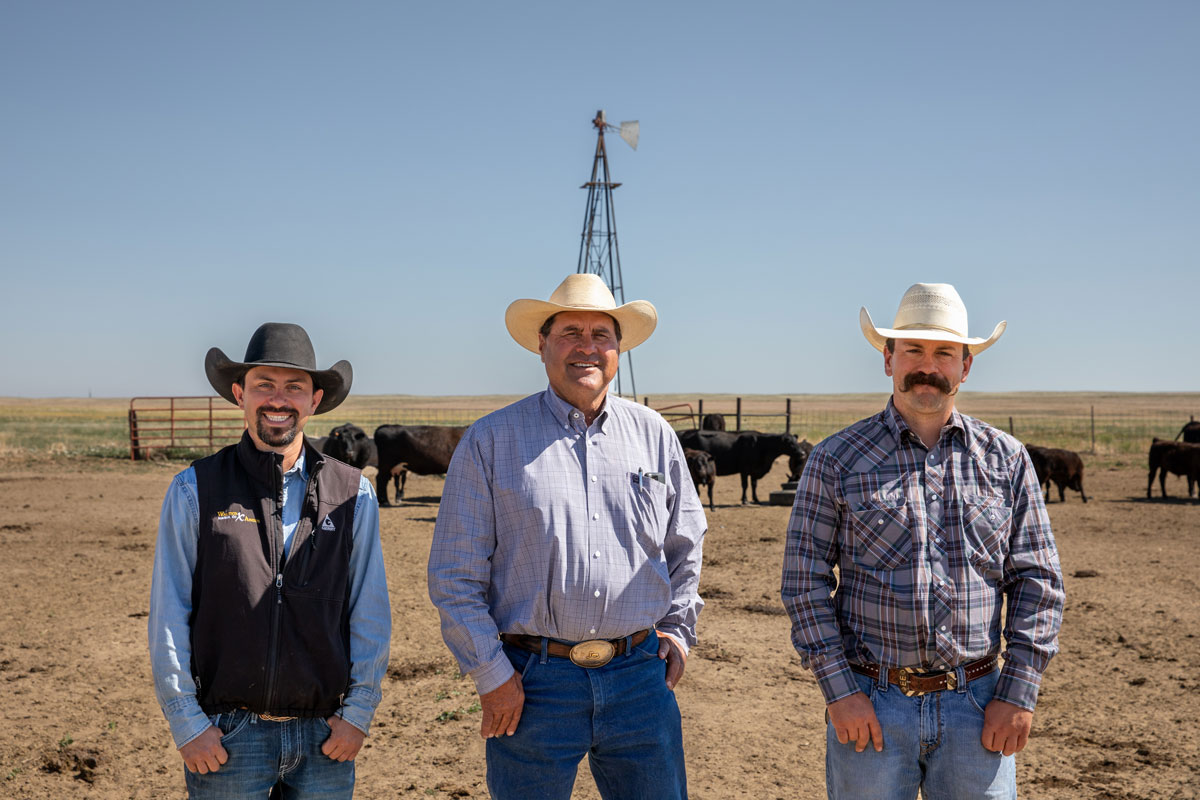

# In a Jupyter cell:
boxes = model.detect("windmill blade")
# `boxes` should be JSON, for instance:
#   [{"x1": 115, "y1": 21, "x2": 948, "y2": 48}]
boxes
[{"x1": 618, "y1": 120, "x2": 639, "y2": 150}]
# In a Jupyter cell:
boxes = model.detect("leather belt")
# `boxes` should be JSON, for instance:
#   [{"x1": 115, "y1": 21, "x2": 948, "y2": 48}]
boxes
[
  {"x1": 238, "y1": 706, "x2": 298, "y2": 722},
  {"x1": 500, "y1": 630, "x2": 650, "y2": 668},
  {"x1": 850, "y1": 656, "x2": 998, "y2": 697}
]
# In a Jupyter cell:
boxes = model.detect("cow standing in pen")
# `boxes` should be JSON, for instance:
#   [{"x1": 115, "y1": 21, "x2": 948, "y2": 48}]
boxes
[{"x1": 1025, "y1": 445, "x2": 1088, "y2": 503}]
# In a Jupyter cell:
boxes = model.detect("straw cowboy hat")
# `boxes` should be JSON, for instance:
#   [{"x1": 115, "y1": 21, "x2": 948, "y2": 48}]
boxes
[
  {"x1": 204, "y1": 322, "x2": 352, "y2": 414},
  {"x1": 505, "y1": 274, "x2": 658, "y2": 354},
  {"x1": 860, "y1": 283, "x2": 1006, "y2": 356}
]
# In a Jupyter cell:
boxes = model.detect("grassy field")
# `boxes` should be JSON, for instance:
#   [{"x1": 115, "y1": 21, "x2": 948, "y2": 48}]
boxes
[{"x1": 1, "y1": 392, "x2": 1196, "y2": 462}]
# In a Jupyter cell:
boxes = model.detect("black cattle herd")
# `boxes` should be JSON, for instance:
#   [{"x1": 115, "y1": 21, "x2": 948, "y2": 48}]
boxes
[{"x1": 306, "y1": 418, "x2": 1200, "y2": 508}]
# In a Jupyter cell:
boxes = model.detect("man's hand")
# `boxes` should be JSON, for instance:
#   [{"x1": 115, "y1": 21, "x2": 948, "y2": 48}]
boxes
[
  {"x1": 827, "y1": 692, "x2": 884, "y2": 753},
  {"x1": 657, "y1": 632, "x2": 687, "y2": 691},
  {"x1": 321, "y1": 716, "x2": 366, "y2": 762},
  {"x1": 179, "y1": 725, "x2": 228, "y2": 774},
  {"x1": 981, "y1": 699, "x2": 1033, "y2": 756},
  {"x1": 478, "y1": 672, "x2": 524, "y2": 739}
]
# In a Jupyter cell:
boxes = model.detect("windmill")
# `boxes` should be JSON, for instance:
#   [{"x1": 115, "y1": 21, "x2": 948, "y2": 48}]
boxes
[{"x1": 576, "y1": 109, "x2": 640, "y2": 397}]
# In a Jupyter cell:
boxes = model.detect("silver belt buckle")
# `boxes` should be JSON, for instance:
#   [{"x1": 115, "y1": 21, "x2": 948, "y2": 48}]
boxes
[{"x1": 569, "y1": 639, "x2": 616, "y2": 668}]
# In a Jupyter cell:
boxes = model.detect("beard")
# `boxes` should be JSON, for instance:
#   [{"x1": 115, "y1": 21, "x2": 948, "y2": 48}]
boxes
[
  {"x1": 255, "y1": 408, "x2": 299, "y2": 447},
  {"x1": 899, "y1": 371, "x2": 955, "y2": 395}
]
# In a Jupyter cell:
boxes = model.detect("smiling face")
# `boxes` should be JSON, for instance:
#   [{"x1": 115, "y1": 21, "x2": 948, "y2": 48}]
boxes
[
  {"x1": 538, "y1": 310, "x2": 620, "y2": 420},
  {"x1": 884, "y1": 337, "x2": 973, "y2": 423},
  {"x1": 231, "y1": 365, "x2": 324, "y2": 453}
]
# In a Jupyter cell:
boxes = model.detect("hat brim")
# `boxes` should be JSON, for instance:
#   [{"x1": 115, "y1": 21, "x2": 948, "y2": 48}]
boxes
[
  {"x1": 504, "y1": 298, "x2": 658, "y2": 354},
  {"x1": 204, "y1": 348, "x2": 353, "y2": 415},
  {"x1": 860, "y1": 307, "x2": 1006, "y2": 356}
]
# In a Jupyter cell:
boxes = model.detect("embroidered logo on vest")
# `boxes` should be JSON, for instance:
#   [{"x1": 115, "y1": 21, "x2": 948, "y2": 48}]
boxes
[
  {"x1": 216, "y1": 509, "x2": 261, "y2": 524},
  {"x1": 321, "y1": 515, "x2": 336, "y2": 532}
]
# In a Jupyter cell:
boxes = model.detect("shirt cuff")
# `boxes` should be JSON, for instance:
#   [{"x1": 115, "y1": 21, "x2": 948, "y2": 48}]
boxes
[
  {"x1": 164, "y1": 696, "x2": 213, "y2": 750},
  {"x1": 994, "y1": 661, "x2": 1043, "y2": 712},
  {"x1": 811, "y1": 654, "x2": 861, "y2": 705},
  {"x1": 470, "y1": 651, "x2": 516, "y2": 697},
  {"x1": 338, "y1": 687, "x2": 384, "y2": 736},
  {"x1": 654, "y1": 626, "x2": 690, "y2": 657}
]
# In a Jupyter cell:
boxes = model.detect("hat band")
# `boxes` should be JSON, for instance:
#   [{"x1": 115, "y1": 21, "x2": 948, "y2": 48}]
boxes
[{"x1": 893, "y1": 322, "x2": 967, "y2": 337}]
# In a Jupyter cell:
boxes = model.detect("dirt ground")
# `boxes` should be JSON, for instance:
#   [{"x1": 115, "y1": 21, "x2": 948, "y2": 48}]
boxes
[{"x1": 0, "y1": 452, "x2": 1197, "y2": 799}]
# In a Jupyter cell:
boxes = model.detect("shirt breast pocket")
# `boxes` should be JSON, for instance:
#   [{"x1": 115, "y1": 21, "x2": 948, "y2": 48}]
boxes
[
  {"x1": 961, "y1": 493, "x2": 1012, "y2": 577},
  {"x1": 629, "y1": 473, "x2": 668, "y2": 558},
  {"x1": 847, "y1": 501, "x2": 912, "y2": 571}
]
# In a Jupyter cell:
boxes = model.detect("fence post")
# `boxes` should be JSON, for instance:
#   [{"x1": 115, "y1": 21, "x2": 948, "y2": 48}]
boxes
[
  {"x1": 1091, "y1": 405, "x2": 1095, "y2": 454},
  {"x1": 786, "y1": 398, "x2": 792, "y2": 435},
  {"x1": 1008, "y1": 416, "x2": 1014, "y2": 437},
  {"x1": 643, "y1": 396, "x2": 649, "y2": 406},
  {"x1": 736, "y1": 397, "x2": 743, "y2": 432},
  {"x1": 697, "y1": 398, "x2": 704, "y2": 427},
  {"x1": 129, "y1": 406, "x2": 138, "y2": 461}
]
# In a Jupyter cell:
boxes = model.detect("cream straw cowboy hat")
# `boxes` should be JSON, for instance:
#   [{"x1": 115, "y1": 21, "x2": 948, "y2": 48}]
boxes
[
  {"x1": 860, "y1": 283, "x2": 1006, "y2": 356},
  {"x1": 505, "y1": 274, "x2": 658, "y2": 354}
]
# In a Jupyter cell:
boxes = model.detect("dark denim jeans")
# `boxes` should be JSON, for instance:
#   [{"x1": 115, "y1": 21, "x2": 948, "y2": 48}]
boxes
[
  {"x1": 825, "y1": 667, "x2": 1016, "y2": 800},
  {"x1": 486, "y1": 631, "x2": 687, "y2": 800},
  {"x1": 183, "y1": 710, "x2": 354, "y2": 799}
]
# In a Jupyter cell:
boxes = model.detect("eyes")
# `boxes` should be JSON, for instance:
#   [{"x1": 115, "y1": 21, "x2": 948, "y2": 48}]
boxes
[
  {"x1": 253, "y1": 382, "x2": 309, "y2": 394},
  {"x1": 556, "y1": 328, "x2": 612, "y2": 342}
]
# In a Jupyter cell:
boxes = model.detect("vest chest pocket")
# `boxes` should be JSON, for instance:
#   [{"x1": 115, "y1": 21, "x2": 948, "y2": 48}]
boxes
[{"x1": 847, "y1": 501, "x2": 912, "y2": 571}]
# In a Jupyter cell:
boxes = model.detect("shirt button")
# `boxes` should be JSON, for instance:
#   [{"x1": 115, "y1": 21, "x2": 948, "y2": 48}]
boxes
[
  {"x1": 591, "y1": 475, "x2": 597, "y2": 482},
  {"x1": 593, "y1": 551, "x2": 600, "y2": 558},
  {"x1": 940, "y1": 625, "x2": 947, "y2": 632},
  {"x1": 590, "y1": 628, "x2": 597, "y2": 634},
  {"x1": 939, "y1": 663, "x2": 947, "y2": 669},
  {"x1": 594, "y1": 590, "x2": 601, "y2": 598},
  {"x1": 592, "y1": 512, "x2": 599, "y2": 520}
]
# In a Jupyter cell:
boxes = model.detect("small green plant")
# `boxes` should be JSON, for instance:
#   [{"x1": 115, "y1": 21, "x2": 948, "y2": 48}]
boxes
[
  {"x1": 107, "y1": 721, "x2": 117, "y2": 731},
  {"x1": 434, "y1": 690, "x2": 449, "y2": 701},
  {"x1": 466, "y1": 701, "x2": 481, "y2": 714},
  {"x1": 57, "y1": 735, "x2": 73, "y2": 750},
  {"x1": 5, "y1": 767, "x2": 24, "y2": 780}
]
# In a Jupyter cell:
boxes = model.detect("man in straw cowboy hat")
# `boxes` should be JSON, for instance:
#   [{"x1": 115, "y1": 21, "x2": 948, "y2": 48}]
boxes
[
  {"x1": 428, "y1": 274, "x2": 706, "y2": 799},
  {"x1": 781, "y1": 284, "x2": 1064, "y2": 798},
  {"x1": 148, "y1": 322, "x2": 391, "y2": 798}
]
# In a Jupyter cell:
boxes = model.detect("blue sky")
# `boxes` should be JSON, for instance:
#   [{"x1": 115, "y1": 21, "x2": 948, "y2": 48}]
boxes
[{"x1": 3, "y1": 2, "x2": 1197, "y2": 398}]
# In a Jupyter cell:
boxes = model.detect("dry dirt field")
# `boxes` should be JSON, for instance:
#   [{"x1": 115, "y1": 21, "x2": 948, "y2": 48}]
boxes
[{"x1": 0, "y1": 451, "x2": 1197, "y2": 799}]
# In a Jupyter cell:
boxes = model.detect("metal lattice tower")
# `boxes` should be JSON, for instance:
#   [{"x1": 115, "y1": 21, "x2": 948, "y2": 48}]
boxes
[{"x1": 576, "y1": 109, "x2": 640, "y2": 398}]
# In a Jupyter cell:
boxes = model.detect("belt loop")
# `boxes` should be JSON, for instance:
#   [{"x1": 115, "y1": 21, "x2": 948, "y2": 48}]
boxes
[
  {"x1": 539, "y1": 637, "x2": 549, "y2": 665},
  {"x1": 624, "y1": 634, "x2": 633, "y2": 658},
  {"x1": 955, "y1": 663, "x2": 968, "y2": 694},
  {"x1": 876, "y1": 665, "x2": 889, "y2": 692},
  {"x1": 249, "y1": 713, "x2": 258, "y2": 726}
]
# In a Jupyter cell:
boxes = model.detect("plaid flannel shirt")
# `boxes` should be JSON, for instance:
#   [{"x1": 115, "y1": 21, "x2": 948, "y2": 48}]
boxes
[{"x1": 781, "y1": 399, "x2": 1063, "y2": 711}]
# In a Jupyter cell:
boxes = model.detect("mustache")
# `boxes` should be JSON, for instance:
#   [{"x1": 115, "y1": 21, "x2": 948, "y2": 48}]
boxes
[{"x1": 900, "y1": 371, "x2": 953, "y2": 394}]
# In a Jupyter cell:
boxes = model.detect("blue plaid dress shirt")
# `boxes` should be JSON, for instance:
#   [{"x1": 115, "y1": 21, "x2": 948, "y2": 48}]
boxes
[
  {"x1": 781, "y1": 399, "x2": 1064, "y2": 711},
  {"x1": 428, "y1": 387, "x2": 707, "y2": 696}
]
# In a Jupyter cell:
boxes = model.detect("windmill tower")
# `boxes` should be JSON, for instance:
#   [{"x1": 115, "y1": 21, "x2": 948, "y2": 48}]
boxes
[{"x1": 577, "y1": 109, "x2": 640, "y2": 397}]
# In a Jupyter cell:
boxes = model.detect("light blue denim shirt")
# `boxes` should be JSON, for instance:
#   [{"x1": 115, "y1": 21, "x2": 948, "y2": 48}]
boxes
[{"x1": 148, "y1": 449, "x2": 391, "y2": 749}]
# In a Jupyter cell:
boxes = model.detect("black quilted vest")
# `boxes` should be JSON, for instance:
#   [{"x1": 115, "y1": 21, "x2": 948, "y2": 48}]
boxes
[{"x1": 191, "y1": 432, "x2": 360, "y2": 717}]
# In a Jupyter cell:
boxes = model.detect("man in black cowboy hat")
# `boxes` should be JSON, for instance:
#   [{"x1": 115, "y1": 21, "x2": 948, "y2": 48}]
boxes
[{"x1": 148, "y1": 322, "x2": 391, "y2": 799}]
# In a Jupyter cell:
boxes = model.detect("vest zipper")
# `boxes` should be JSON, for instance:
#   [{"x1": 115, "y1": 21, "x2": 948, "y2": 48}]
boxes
[{"x1": 263, "y1": 460, "x2": 285, "y2": 713}]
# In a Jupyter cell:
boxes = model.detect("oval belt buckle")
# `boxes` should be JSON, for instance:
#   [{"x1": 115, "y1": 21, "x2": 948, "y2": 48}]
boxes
[{"x1": 569, "y1": 639, "x2": 615, "y2": 668}]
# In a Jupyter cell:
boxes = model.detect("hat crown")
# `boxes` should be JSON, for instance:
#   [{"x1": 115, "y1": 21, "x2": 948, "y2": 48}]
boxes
[
  {"x1": 547, "y1": 274, "x2": 618, "y2": 311},
  {"x1": 244, "y1": 323, "x2": 318, "y2": 370},
  {"x1": 891, "y1": 283, "x2": 969, "y2": 338}
]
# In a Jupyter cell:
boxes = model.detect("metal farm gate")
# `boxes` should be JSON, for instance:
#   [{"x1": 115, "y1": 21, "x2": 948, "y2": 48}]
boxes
[{"x1": 128, "y1": 397, "x2": 244, "y2": 460}]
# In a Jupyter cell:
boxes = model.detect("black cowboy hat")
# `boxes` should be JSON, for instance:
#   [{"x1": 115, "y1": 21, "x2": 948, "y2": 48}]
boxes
[{"x1": 204, "y1": 322, "x2": 352, "y2": 415}]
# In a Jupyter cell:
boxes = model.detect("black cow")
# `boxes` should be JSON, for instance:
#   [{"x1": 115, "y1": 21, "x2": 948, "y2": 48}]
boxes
[
  {"x1": 1147, "y1": 437, "x2": 1200, "y2": 500},
  {"x1": 684, "y1": 448, "x2": 716, "y2": 511},
  {"x1": 374, "y1": 425, "x2": 468, "y2": 506},
  {"x1": 700, "y1": 414, "x2": 726, "y2": 431},
  {"x1": 1024, "y1": 444, "x2": 1088, "y2": 503},
  {"x1": 787, "y1": 439, "x2": 814, "y2": 482},
  {"x1": 322, "y1": 423, "x2": 377, "y2": 470},
  {"x1": 678, "y1": 429, "x2": 806, "y2": 504},
  {"x1": 1175, "y1": 421, "x2": 1200, "y2": 444}
]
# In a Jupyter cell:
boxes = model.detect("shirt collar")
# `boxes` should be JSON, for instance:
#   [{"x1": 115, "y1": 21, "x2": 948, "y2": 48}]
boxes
[
  {"x1": 882, "y1": 397, "x2": 967, "y2": 448},
  {"x1": 284, "y1": 448, "x2": 308, "y2": 482},
  {"x1": 541, "y1": 385, "x2": 610, "y2": 432}
]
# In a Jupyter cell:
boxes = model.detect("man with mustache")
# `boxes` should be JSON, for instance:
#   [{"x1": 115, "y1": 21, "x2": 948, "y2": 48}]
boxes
[
  {"x1": 428, "y1": 274, "x2": 706, "y2": 799},
  {"x1": 148, "y1": 323, "x2": 391, "y2": 798},
  {"x1": 781, "y1": 284, "x2": 1064, "y2": 799}
]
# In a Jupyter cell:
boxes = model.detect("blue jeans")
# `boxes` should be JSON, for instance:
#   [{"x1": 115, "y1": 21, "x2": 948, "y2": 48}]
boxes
[
  {"x1": 184, "y1": 710, "x2": 354, "y2": 799},
  {"x1": 486, "y1": 631, "x2": 687, "y2": 800},
  {"x1": 826, "y1": 667, "x2": 1016, "y2": 800}
]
